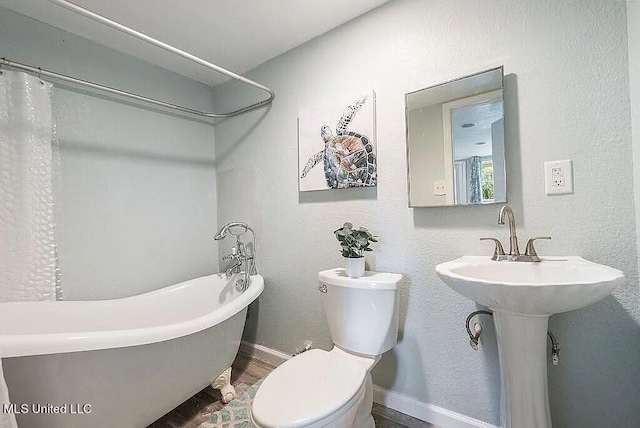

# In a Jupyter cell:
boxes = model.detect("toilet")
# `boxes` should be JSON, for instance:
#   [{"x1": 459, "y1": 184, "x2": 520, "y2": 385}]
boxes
[{"x1": 251, "y1": 268, "x2": 401, "y2": 428}]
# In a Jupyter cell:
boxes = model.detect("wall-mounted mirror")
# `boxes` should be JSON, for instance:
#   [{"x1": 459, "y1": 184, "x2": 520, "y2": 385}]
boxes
[{"x1": 405, "y1": 67, "x2": 506, "y2": 207}]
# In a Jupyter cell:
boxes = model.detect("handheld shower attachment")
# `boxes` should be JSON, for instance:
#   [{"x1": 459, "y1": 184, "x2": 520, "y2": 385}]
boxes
[{"x1": 214, "y1": 222, "x2": 251, "y2": 240}]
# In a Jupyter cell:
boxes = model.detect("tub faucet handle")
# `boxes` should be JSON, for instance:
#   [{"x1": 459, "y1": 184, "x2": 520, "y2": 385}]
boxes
[{"x1": 222, "y1": 247, "x2": 241, "y2": 261}]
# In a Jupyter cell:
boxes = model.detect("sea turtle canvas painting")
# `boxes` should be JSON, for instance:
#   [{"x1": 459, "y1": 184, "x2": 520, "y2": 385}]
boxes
[{"x1": 298, "y1": 92, "x2": 377, "y2": 192}]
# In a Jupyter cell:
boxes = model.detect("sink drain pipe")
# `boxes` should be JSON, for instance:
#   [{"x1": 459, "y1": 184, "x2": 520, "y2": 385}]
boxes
[
  {"x1": 466, "y1": 310, "x2": 493, "y2": 350},
  {"x1": 465, "y1": 310, "x2": 562, "y2": 365},
  {"x1": 547, "y1": 330, "x2": 561, "y2": 365}
]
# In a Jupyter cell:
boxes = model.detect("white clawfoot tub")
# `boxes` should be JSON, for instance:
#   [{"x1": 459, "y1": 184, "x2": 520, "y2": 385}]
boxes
[{"x1": 0, "y1": 273, "x2": 264, "y2": 428}]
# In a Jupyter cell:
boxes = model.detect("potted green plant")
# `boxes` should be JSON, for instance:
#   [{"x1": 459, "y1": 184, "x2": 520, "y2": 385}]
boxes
[{"x1": 334, "y1": 222, "x2": 377, "y2": 277}]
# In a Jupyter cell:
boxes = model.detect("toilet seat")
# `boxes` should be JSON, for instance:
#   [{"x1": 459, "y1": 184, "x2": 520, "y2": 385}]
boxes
[{"x1": 251, "y1": 349, "x2": 367, "y2": 427}]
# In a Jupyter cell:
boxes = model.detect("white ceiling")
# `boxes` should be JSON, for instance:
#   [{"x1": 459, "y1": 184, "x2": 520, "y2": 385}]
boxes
[
  {"x1": 0, "y1": 0, "x2": 390, "y2": 85},
  {"x1": 452, "y1": 99, "x2": 503, "y2": 160}
]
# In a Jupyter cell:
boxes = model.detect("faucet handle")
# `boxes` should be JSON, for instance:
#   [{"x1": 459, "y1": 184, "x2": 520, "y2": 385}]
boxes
[
  {"x1": 222, "y1": 248, "x2": 240, "y2": 261},
  {"x1": 480, "y1": 238, "x2": 506, "y2": 260},
  {"x1": 524, "y1": 237, "x2": 551, "y2": 257}
]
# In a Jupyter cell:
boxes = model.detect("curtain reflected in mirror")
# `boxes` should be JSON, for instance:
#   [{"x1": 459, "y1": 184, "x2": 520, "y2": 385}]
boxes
[{"x1": 405, "y1": 67, "x2": 506, "y2": 207}]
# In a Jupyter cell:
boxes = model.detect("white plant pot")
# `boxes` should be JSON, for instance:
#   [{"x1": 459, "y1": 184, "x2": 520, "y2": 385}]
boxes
[{"x1": 345, "y1": 257, "x2": 365, "y2": 277}]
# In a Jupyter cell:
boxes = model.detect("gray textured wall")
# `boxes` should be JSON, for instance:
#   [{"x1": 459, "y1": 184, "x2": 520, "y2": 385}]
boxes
[
  {"x1": 213, "y1": 0, "x2": 639, "y2": 426},
  {"x1": 631, "y1": 2, "x2": 640, "y2": 283},
  {"x1": 0, "y1": 9, "x2": 219, "y2": 299}
]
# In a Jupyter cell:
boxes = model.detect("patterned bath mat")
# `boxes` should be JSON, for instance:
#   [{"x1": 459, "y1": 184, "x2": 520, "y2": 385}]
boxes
[{"x1": 197, "y1": 379, "x2": 263, "y2": 428}]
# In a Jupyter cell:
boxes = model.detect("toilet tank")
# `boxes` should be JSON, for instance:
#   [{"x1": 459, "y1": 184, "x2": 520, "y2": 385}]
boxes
[{"x1": 318, "y1": 269, "x2": 401, "y2": 356}]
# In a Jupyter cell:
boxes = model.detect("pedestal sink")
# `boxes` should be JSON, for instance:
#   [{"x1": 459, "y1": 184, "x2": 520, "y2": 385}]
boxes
[{"x1": 436, "y1": 256, "x2": 624, "y2": 428}]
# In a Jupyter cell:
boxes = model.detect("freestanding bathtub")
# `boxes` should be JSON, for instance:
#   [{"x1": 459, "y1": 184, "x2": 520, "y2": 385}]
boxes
[{"x1": 0, "y1": 272, "x2": 264, "y2": 428}]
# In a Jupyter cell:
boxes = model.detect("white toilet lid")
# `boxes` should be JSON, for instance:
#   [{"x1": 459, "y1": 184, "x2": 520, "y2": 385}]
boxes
[{"x1": 251, "y1": 349, "x2": 367, "y2": 428}]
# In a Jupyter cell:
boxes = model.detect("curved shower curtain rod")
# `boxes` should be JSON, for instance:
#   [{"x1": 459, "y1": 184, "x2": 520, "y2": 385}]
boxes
[{"x1": 1, "y1": 0, "x2": 275, "y2": 119}]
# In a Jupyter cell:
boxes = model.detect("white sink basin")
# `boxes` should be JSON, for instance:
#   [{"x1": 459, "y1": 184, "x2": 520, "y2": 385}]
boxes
[
  {"x1": 436, "y1": 255, "x2": 625, "y2": 428},
  {"x1": 436, "y1": 256, "x2": 624, "y2": 315}
]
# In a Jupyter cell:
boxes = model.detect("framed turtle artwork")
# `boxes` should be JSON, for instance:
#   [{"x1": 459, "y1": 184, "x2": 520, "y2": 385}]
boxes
[{"x1": 298, "y1": 91, "x2": 377, "y2": 192}]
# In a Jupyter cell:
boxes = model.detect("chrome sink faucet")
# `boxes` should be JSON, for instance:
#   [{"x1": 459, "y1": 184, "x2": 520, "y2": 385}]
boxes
[
  {"x1": 498, "y1": 205, "x2": 520, "y2": 258},
  {"x1": 481, "y1": 205, "x2": 550, "y2": 262}
]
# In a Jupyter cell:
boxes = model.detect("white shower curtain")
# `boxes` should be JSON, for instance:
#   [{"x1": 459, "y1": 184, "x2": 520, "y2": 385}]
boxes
[
  {"x1": 0, "y1": 69, "x2": 59, "y2": 428},
  {"x1": 466, "y1": 155, "x2": 482, "y2": 204}
]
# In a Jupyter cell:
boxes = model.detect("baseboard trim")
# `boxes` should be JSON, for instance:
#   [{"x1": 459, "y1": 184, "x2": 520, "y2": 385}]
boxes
[
  {"x1": 373, "y1": 385, "x2": 499, "y2": 428},
  {"x1": 238, "y1": 342, "x2": 498, "y2": 427},
  {"x1": 239, "y1": 341, "x2": 290, "y2": 367}
]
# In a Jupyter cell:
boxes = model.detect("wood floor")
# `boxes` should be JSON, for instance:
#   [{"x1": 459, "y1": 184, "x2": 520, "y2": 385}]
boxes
[{"x1": 148, "y1": 351, "x2": 437, "y2": 428}]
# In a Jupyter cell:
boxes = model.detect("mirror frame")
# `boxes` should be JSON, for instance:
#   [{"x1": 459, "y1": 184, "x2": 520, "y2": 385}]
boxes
[{"x1": 405, "y1": 66, "x2": 506, "y2": 208}]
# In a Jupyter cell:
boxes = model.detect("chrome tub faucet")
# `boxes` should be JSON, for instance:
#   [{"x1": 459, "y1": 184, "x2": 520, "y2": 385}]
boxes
[
  {"x1": 481, "y1": 205, "x2": 550, "y2": 262},
  {"x1": 214, "y1": 222, "x2": 258, "y2": 290},
  {"x1": 222, "y1": 248, "x2": 244, "y2": 277}
]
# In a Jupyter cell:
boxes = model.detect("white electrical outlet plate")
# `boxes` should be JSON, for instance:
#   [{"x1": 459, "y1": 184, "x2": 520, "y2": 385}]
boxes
[
  {"x1": 433, "y1": 179, "x2": 446, "y2": 196},
  {"x1": 544, "y1": 160, "x2": 573, "y2": 195}
]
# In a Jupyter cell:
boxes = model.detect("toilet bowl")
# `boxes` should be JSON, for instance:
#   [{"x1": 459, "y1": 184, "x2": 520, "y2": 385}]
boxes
[
  {"x1": 251, "y1": 269, "x2": 401, "y2": 428},
  {"x1": 250, "y1": 348, "x2": 375, "y2": 428}
]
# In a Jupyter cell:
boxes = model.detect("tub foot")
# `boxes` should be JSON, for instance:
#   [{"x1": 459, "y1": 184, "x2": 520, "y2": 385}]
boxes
[{"x1": 212, "y1": 367, "x2": 236, "y2": 403}]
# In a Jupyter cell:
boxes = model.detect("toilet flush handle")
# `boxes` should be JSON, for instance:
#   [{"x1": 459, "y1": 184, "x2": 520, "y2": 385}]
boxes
[{"x1": 318, "y1": 283, "x2": 327, "y2": 293}]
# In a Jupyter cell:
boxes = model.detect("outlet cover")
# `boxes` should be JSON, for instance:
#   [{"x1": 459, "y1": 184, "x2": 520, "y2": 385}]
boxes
[{"x1": 544, "y1": 160, "x2": 573, "y2": 195}]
